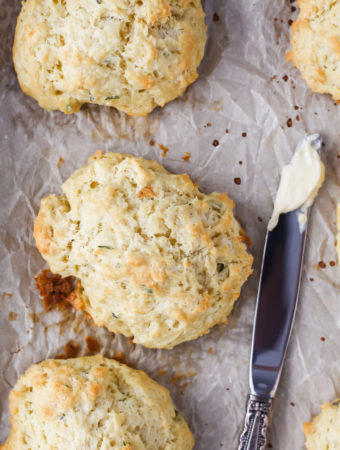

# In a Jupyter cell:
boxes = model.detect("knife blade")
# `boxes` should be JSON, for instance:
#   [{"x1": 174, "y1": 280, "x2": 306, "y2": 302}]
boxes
[{"x1": 238, "y1": 134, "x2": 323, "y2": 450}]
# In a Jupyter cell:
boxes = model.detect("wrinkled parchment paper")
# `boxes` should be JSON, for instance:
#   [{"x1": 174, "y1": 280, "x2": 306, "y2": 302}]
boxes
[{"x1": 1, "y1": 0, "x2": 340, "y2": 448}]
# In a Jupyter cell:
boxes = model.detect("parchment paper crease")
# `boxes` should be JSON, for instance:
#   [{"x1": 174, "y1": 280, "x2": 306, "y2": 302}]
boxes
[{"x1": 1, "y1": 1, "x2": 340, "y2": 449}]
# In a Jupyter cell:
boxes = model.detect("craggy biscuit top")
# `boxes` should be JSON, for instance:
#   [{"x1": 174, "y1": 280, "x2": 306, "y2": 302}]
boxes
[
  {"x1": 13, "y1": 0, "x2": 206, "y2": 116},
  {"x1": 303, "y1": 400, "x2": 340, "y2": 450},
  {"x1": 1, "y1": 355, "x2": 193, "y2": 450},
  {"x1": 34, "y1": 151, "x2": 253, "y2": 348},
  {"x1": 287, "y1": 0, "x2": 340, "y2": 99}
]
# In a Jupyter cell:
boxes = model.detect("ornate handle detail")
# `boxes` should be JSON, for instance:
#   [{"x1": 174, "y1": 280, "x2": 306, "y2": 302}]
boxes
[{"x1": 238, "y1": 394, "x2": 272, "y2": 450}]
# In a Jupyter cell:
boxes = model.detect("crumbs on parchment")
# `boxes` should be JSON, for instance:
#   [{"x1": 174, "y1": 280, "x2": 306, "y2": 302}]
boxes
[
  {"x1": 182, "y1": 152, "x2": 191, "y2": 162},
  {"x1": 56, "y1": 340, "x2": 81, "y2": 359},
  {"x1": 35, "y1": 269, "x2": 74, "y2": 312},
  {"x1": 85, "y1": 335, "x2": 102, "y2": 354},
  {"x1": 158, "y1": 143, "x2": 168, "y2": 157}
]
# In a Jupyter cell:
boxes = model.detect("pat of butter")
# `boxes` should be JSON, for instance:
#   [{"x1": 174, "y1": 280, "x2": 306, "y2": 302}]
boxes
[{"x1": 268, "y1": 134, "x2": 325, "y2": 232}]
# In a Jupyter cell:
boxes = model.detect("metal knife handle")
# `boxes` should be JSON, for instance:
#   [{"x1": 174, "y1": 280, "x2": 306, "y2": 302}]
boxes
[{"x1": 238, "y1": 395, "x2": 272, "y2": 450}]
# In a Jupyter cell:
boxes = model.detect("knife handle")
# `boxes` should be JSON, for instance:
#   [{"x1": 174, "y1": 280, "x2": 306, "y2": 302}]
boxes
[{"x1": 238, "y1": 395, "x2": 272, "y2": 450}]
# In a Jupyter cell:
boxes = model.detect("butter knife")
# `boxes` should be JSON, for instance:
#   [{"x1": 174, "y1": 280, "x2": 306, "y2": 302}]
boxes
[{"x1": 238, "y1": 135, "x2": 322, "y2": 450}]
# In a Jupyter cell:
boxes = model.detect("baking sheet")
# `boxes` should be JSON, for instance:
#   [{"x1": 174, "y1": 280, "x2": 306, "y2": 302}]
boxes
[{"x1": 1, "y1": 0, "x2": 340, "y2": 448}]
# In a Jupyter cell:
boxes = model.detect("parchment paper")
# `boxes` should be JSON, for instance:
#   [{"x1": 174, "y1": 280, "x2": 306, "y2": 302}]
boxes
[{"x1": 1, "y1": 1, "x2": 340, "y2": 448}]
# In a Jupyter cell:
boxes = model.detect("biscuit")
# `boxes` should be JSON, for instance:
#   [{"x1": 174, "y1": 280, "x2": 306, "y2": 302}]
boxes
[
  {"x1": 287, "y1": 0, "x2": 340, "y2": 100},
  {"x1": 1, "y1": 355, "x2": 194, "y2": 450},
  {"x1": 303, "y1": 400, "x2": 340, "y2": 449},
  {"x1": 13, "y1": 0, "x2": 206, "y2": 116},
  {"x1": 34, "y1": 151, "x2": 253, "y2": 348}
]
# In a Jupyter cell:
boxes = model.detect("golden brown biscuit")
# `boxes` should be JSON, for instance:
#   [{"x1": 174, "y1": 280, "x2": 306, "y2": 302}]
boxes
[
  {"x1": 13, "y1": 0, "x2": 206, "y2": 116},
  {"x1": 303, "y1": 400, "x2": 340, "y2": 449},
  {"x1": 34, "y1": 151, "x2": 253, "y2": 348},
  {"x1": 1, "y1": 355, "x2": 194, "y2": 450},
  {"x1": 287, "y1": 0, "x2": 340, "y2": 100}
]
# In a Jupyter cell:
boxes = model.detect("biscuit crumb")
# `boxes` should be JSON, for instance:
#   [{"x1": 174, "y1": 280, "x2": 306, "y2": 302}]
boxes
[
  {"x1": 182, "y1": 152, "x2": 191, "y2": 162},
  {"x1": 35, "y1": 270, "x2": 74, "y2": 312},
  {"x1": 158, "y1": 143, "x2": 168, "y2": 157},
  {"x1": 170, "y1": 370, "x2": 197, "y2": 391}
]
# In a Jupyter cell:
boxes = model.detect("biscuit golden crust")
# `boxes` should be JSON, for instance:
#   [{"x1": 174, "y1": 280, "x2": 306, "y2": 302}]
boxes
[
  {"x1": 13, "y1": 0, "x2": 206, "y2": 116},
  {"x1": 1, "y1": 355, "x2": 194, "y2": 450},
  {"x1": 288, "y1": 0, "x2": 340, "y2": 99},
  {"x1": 34, "y1": 152, "x2": 253, "y2": 348},
  {"x1": 303, "y1": 400, "x2": 340, "y2": 449}
]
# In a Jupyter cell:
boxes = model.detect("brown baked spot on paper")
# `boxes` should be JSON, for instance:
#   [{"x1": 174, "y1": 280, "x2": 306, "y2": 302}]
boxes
[
  {"x1": 28, "y1": 312, "x2": 40, "y2": 323},
  {"x1": 86, "y1": 335, "x2": 102, "y2": 354},
  {"x1": 57, "y1": 156, "x2": 64, "y2": 168},
  {"x1": 56, "y1": 340, "x2": 81, "y2": 359},
  {"x1": 35, "y1": 270, "x2": 74, "y2": 312},
  {"x1": 8, "y1": 312, "x2": 18, "y2": 321}
]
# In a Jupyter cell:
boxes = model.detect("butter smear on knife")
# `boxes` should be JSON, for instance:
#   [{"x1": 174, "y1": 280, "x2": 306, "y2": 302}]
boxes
[{"x1": 268, "y1": 134, "x2": 325, "y2": 232}]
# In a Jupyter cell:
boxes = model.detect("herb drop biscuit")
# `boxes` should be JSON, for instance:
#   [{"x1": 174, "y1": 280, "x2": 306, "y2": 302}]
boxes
[
  {"x1": 13, "y1": 0, "x2": 206, "y2": 116},
  {"x1": 287, "y1": 0, "x2": 340, "y2": 100},
  {"x1": 34, "y1": 151, "x2": 253, "y2": 348},
  {"x1": 303, "y1": 400, "x2": 340, "y2": 449},
  {"x1": 1, "y1": 355, "x2": 193, "y2": 449}
]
